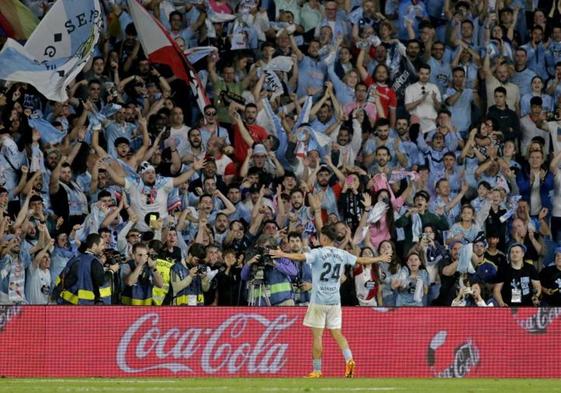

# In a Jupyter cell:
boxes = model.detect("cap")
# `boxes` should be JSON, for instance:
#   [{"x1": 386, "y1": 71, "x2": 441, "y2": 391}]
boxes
[
  {"x1": 414, "y1": 190, "x2": 430, "y2": 202},
  {"x1": 139, "y1": 161, "x2": 156, "y2": 174},
  {"x1": 507, "y1": 242, "x2": 527, "y2": 255},
  {"x1": 252, "y1": 144, "x2": 267, "y2": 156}
]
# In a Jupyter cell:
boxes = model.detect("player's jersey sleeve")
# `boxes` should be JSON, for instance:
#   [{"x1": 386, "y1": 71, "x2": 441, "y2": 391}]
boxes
[
  {"x1": 305, "y1": 248, "x2": 323, "y2": 267},
  {"x1": 345, "y1": 251, "x2": 357, "y2": 267}
]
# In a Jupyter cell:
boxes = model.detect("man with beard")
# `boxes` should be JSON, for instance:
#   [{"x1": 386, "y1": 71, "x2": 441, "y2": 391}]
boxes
[
  {"x1": 226, "y1": 184, "x2": 251, "y2": 224},
  {"x1": 393, "y1": 116, "x2": 423, "y2": 170},
  {"x1": 183, "y1": 128, "x2": 206, "y2": 165},
  {"x1": 104, "y1": 107, "x2": 138, "y2": 159},
  {"x1": 101, "y1": 158, "x2": 204, "y2": 232},
  {"x1": 290, "y1": 35, "x2": 327, "y2": 99},
  {"x1": 286, "y1": 232, "x2": 312, "y2": 305},
  {"x1": 165, "y1": 106, "x2": 191, "y2": 158},
  {"x1": 312, "y1": 163, "x2": 344, "y2": 222},
  {"x1": 311, "y1": 102, "x2": 337, "y2": 135},
  {"x1": 482, "y1": 53, "x2": 520, "y2": 113},
  {"x1": 369, "y1": 146, "x2": 394, "y2": 176},
  {"x1": 444, "y1": 67, "x2": 479, "y2": 136},
  {"x1": 511, "y1": 48, "x2": 537, "y2": 98},
  {"x1": 92, "y1": 115, "x2": 151, "y2": 173},
  {"x1": 405, "y1": 63, "x2": 441, "y2": 133},
  {"x1": 50, "y1": 156, "x2": 89, "y2": 232},
  {"x1": 363, "y1": 118, "x2": 407, "y2": 170},
  {"x1": 284, "y1": 189, "x2": 314, "y2": 230},
  {"x1": 1, "y1": 224, "x2": 49, "y2": 304},
  {"x1": 196, "y1": 191, "x2": 236, "y2": 226},
  {"x1": 435, "y1": 240, "x2": 462, "y2": 305},
  {"x1": 213, "y1": 213, "x2": 230, "y2": 246},
  {"x1": 391, "y1": 39, "x2": 421, "y2": 111},
  {"x1": 427, "y1": 41, "x2": 451, "y2": 96},
  {"x1": 188, "y1": 159, "x2": 228, "y2": 200},
  {"x1": 521, "y1": 25, "x2": 549, "y2": 80},
  {"x1": 230, "y1": 105, "x2": 269, "y2": 164},
  {"x1": 56, "y1": 233, "x2": 113, "y2": 305},
  {"x1": 330, "y1": 115, "x2": 363, "y2": 169}
]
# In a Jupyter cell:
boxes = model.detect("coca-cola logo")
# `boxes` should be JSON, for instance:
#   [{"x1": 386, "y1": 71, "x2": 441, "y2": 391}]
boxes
[
  {"x1": 512, "y1": 308, "x2": 561, "y2": 334},
  {"x1": 427, "y1": 331, "x2": 480, "y2": 378},
  {"x1": 0, "y1": 305, "x2": 22, "y2": 333},
  {"x1": 117, "y1": 312, "x2": 298, "y2": 374}
]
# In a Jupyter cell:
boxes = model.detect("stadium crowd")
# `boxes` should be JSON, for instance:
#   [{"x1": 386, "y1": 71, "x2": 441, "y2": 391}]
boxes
[{"x1": 1, "y1": 0, "x2": 561, "y2": 307}]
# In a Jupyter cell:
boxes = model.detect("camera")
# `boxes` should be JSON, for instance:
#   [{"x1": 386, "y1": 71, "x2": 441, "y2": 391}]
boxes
[
  {"x1": 196, "y1": 264, "x2": 207, "y2": 275},
  {"x1": 254, "y1": 246, "x2": 275, "y2": 267},
  {"x1": 103, "y1": 249, "x2": 126, "y2": 267}
]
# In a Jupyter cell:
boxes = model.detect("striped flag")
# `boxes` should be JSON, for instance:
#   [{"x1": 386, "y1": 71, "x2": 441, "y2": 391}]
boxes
[
  {"x1": 0, "y1": 0, "x2": 102, "y2": 102},
  {"x1": 127, "y1": 0, "x2": 210, "y2": 113},
  {"x1": 0, "y1": 0, "x2": 39, "y2": 41}
]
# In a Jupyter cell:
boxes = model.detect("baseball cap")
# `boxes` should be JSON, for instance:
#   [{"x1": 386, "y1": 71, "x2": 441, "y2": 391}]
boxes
[{"x1": 252, "y1": 144, "x2": 267, "y2": 156}]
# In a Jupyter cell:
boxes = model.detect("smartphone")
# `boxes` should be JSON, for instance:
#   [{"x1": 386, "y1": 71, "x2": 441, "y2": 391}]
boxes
[{"x1": 149, "y1": 214, "x2": 157, "y2": 227}]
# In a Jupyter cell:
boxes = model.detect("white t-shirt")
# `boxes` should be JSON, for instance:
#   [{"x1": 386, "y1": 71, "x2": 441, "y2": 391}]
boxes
[
  {"x1": 25, "y1": 264, "x2": 51, "y2": 305},
  {"x1": 405, "y1": 82, "x2": 441, "y2": 133},
  {"x1": 125, "y1": 176, "x2": 174, "y2": 231}
]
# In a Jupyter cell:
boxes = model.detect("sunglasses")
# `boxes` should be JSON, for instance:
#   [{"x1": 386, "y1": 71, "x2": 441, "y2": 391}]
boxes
[{"x1": 205, "y1": 111, "x2": 217, "y2": 116}]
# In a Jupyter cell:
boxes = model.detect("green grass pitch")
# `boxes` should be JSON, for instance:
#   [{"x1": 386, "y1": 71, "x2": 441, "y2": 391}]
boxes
[{"x1": 1, "y1": 378, "x2": 560, "y2": 393}]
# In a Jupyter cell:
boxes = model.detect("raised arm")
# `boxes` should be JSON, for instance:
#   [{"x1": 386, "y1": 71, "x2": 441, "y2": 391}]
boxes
[{"x1": 172, "y1": 158, "x2": 205, "y2": 187}]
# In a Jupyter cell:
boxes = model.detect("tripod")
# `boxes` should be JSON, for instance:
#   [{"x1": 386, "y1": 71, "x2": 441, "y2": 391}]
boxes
[{"x1": 247, "y1": 278, "x2": 271, "y2": 306}]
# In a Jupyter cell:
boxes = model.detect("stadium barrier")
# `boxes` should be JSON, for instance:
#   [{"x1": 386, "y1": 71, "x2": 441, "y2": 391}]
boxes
[{"x1": 1, "y1": 306, "x2": 560, "y2": 378}]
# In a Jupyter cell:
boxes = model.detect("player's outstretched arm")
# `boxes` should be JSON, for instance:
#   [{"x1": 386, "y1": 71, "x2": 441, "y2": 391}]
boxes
[
  {"x1": 269, "y1": 249, "x2": 306, "y2": 262},
  {"x1": 356, "y1": 254, "x2": 393, "y2": 265}
]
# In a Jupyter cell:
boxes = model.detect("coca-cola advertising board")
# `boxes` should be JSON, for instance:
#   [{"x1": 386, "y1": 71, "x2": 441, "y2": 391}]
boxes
[{"x1": 1, "y1": 306, "x2": 561, "y2": 378}]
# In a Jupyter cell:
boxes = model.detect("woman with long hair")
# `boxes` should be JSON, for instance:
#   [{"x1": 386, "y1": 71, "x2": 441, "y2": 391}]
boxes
[
  {"x1": 376, "y1": 240, "x2": 400, "y2": 306},
  {"x1": 392, "y1": 252, "x2": 429, "y2": 307},
  {"x1": 353, "y1": 247, "x2": 382, "y2": 306},
  {"x1": 447, "y1": 204, "x2": 481, "y2": 245}
]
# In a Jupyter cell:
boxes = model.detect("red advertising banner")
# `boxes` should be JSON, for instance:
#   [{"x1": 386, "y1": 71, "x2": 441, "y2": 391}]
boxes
[{"x1": 1, "y1": 306, "x2": 561, "y2": 378}]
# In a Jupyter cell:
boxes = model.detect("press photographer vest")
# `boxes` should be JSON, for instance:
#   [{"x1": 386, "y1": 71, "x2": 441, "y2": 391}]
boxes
[
  {"x1": 171, "y1": 263, "x2": 204, "y2": 306},
  {"x1": 249, "y1": 267, "x2": 293, "y2": 306},
  {"x1": 121, "y1": 261, "x2": 155, "y2": 305},
  {"x1": 56, "y1": 254, "x2": 111, "y2": 305},
  {"x1": 152, "y1": 258, "x2": 174, "y2": 306}
]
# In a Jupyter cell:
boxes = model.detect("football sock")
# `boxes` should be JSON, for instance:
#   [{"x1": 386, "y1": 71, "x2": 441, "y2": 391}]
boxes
[
  {"x1": 313, "y1": 359, "x2": 322, "y2": 372},
  {"x1": 343, "y1": 348, "x2": 353, "y2": 362}
]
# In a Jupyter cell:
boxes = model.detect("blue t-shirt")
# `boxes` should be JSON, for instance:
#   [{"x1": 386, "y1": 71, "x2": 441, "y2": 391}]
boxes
[{"x1": 305, "y1": 247, "x2": 357, "y2": 305}]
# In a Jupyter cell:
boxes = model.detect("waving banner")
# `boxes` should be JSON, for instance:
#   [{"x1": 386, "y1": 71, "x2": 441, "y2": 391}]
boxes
[{"x1": 0, "y1": 0, "x2": 102, "y2": 102}]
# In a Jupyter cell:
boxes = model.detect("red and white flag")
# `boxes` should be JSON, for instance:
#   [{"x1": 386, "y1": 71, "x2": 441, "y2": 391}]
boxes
[{"x1": 126, "y1": 0, "x2": 209, "y2": 112}]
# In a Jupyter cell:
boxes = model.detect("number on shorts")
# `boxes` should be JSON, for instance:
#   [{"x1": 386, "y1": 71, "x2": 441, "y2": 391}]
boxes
[{"x1": 319, "y1": 262, "x2": 341, "y2": 282}]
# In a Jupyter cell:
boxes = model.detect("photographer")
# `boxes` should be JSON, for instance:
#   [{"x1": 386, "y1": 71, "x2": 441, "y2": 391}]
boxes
[
  {"x1": 170, "y1": 243, "x2": 210, "y2": 305},
  {"x1": 55, "y1": 234, "x2": 113, "y2": 305},
  {"x1": 102, "y1": 248, "x2": 124, "y2": 305},
  {"x1": 120, "y1": 243, "x2": 163, "y2": 305},
  {"x1": 214, "y1": 248, "x2": 245, "y2": 306},
  {"x1": 241, "y1": 236, "x2": 298, "y2": 306}
]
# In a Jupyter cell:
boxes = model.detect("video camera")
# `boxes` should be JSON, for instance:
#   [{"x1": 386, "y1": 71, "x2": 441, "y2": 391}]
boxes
[{"x1": 103, "y1": 249, "x2": 126, "y2": 267}]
